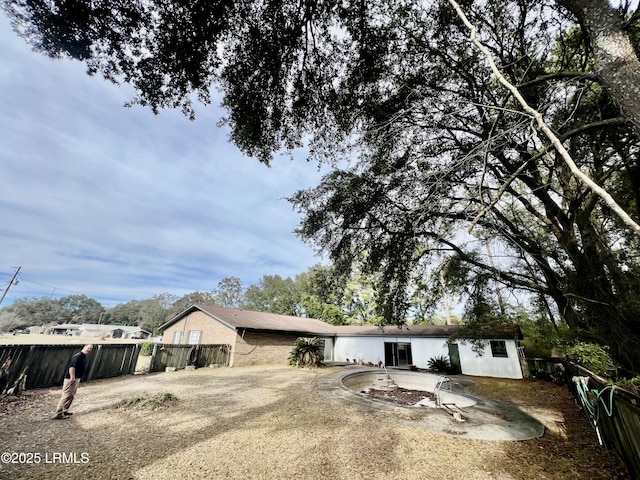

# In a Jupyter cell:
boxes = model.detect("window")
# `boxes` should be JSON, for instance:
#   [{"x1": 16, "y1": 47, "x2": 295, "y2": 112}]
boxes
[
  {"x1": 490, "y1": 340, "x2": 508, "y2": 358},
  {"x1": 188, "y1": 330, "x2": 202, "y2": 345},
  {"x1": 173, "y1": 331, "x2": 183, "y2": 344}
]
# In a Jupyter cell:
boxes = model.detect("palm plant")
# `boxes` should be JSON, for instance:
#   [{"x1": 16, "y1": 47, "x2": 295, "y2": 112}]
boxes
[
  {"x1": 427, "y1": 355, "x2": 451, "y2": 373},
  {"x1": 289, "y1": 337, "x2": 324, "y2": 368}
]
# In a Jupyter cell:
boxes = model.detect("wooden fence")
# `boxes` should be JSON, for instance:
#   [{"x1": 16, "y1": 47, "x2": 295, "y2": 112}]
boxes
[
  {"x1": 0, "y1": 343, "x2": 141, "y2": 391},
  {"x1": 149, "y1": 344, "x2": 231, "y2": 372},
  {"x1": 524, "y1": 357, "x2": 640, "y2": 479},
  {"x1": 565, "y1": 362, "x2": 640, "y2": 480}
]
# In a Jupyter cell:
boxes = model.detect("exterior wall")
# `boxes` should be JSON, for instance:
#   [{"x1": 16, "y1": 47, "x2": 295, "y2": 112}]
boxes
[
  {"x1": 334, "y1": 335, "x2": 522, "y2": 378},
  {"x1": 457, "y1": 340, "x2": 523, "y2": 379},
  {"x1": 233, "y1": 331, "x2": 301, "y2": 367},
  {"x1": 322, "y1": 337, "x2": 334, "y2": 362},
  {"x1": 334, "y1": 336, "x2": 384, "y2": 364},
  {"x1": 409, "y1": 338, "x2": 451, "y2": 367},
  {"x1": 162, "y1": 312, "x2": 238, "y2": 357},
  {"x1": 334, "y1": 336, "x2": 449, "y2": 367}
]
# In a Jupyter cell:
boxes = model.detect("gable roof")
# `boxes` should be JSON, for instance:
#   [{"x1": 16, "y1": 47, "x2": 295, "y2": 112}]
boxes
[
  {"x1": 160, "y1": 304, "x2": 522, "y2": 339},
  {"x1": 159, "y1": 304, "x2": 337, "y2": 335}
]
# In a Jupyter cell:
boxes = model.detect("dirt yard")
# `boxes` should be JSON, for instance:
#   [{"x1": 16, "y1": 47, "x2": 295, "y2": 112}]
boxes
[{"x1": 0, "y1": 365, "x2": 630, "y2": 480}]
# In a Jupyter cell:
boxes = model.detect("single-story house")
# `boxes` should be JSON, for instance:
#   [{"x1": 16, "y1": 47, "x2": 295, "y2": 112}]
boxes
[
  {"x1": 49, "y1": 323, "x2": 151, "y2": 339},
  {"x1": 159, "y1": 305, "x2": 524, "y2": 379}
]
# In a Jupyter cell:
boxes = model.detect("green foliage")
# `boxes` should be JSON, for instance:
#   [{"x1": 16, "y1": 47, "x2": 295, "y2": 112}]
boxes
[
  {"x1": 244, "y1": 275, "x2": 300, "y2": 316},
  {"x1": 289, "y1": 337, "x2": 324, "y2": 368},
  {"x1": 140, "y1": 342, "x2": 155, "y2": 356},
  {"x1": 615, "y1": 376, "x2": 640, "y2": 395},
  {"x1": 510, "y1": 304, "x2": 572, "y2": 358},
  {"x1": 6, "y1": 0, "x2": 640, "y2": 372},
  {"x1": 213, "y1": 277, "x2": 244, "y2": 308},
  {"x1": 168, "y1": 291, "x2": 216, "y2": 317},
  {"x1": 107, "y1": 300, "x2": 144, "y2": 326},
  {"x1": 564, "y1": 342, "x2": 617, "y2": 377},
  {"x1": 119, "y1": 392, "x2": 178, "y2": 410},
  {"x1": 3, "y1": 295, "x2": 105, "y2": 327},
  {"x1": 427, "y1": 355, "x2": 451, "y2": 373}
]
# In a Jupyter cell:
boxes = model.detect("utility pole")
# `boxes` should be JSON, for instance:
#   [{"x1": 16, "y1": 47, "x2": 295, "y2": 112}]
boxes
[{"x1": 0, "y1": 266, "x2": 21, "y2": 306}]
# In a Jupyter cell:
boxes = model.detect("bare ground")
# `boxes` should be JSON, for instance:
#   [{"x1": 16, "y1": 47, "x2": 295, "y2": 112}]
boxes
[{"x1": 0, "y1": 365, "x2": 630, "y2": 480}]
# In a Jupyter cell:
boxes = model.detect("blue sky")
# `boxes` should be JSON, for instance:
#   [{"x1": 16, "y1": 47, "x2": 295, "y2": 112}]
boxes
[{"x1": 0, "y1": 13, "x2": 328, "y2": 307}]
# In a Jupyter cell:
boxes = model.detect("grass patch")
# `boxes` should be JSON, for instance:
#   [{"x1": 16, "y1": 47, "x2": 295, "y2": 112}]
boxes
[{"x1": 118, "y1": 392, "x2": 178, "y2": 410}]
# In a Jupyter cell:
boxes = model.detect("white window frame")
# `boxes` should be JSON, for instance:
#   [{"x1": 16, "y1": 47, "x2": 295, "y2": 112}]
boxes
[{"x1": 188, "y1": 330, "x2": 202, "y2": 345}]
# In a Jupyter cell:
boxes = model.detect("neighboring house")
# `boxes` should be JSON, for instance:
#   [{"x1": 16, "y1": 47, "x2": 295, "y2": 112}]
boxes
[
  {"x1": 49, "y1": 324, "x2": 151, "y2": 339},
  {"x1": 159, "y1": 305, "x2": 524, "y2": 379}
]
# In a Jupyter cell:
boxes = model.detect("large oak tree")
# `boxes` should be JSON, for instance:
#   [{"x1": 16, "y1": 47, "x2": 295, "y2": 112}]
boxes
[{"x1": 4, "y1": 0, "x2": 640, "y2": 370}]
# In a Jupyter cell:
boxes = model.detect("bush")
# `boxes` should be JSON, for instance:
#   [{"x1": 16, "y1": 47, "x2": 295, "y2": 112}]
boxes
[
  {"x1": 289, "y1": 337, "x2": 324, "y2": 368},
  {"x1": 140, "y1": 342, "x2": 155, "y2": 356},
  {"x1": 427, "y1": 355, "x2": 451, "y2": 372},
  {"x1": 616, "y1": 376, "x2": 640, "y2": 395},
  {"x1": 564, "y1": 342, "x2": 617, "y2": 377}
]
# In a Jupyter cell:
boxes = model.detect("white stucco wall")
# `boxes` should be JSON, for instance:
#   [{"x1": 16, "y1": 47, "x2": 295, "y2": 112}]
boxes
[
  {"x1": 410, "y1": 338, "x2": 451, "y2": 367},
  {"x1": 334, "y1": 336, "x2": 449, "y2": 367},
  {"x1": 333, "y1": 336, "x2": 523, "y2": 379},
  {"x1": 334, "y1": 336, "x2": 384, "y2": 364},
  {"x1": 457, "y1": 340, "x2": 523, "y2": 379}
]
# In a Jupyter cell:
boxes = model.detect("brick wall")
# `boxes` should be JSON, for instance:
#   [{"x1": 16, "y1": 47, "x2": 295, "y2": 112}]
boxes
[
  {"x1": 232, "y1": 331, "x2": 300, "y2": 367},
  {"x1": 162, "y1": 311, "x2": 238, "y2": 352},
  {"x1": 162, "y1": 312, "x2": 306, "y2": 367}
]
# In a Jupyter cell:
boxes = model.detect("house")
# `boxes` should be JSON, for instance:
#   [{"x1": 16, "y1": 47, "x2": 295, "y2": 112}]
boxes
[
  {"x1": 49, "y1": 323, "x2": 151, "y2": 339},
  {"x1": 159, "y1": 305, "x2": 525, "y2": 379}
]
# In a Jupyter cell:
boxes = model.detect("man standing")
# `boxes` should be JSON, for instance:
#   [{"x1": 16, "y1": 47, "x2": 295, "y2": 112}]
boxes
[{"x1": 54, "y1": 344, "x2": 93, "y2": 419}]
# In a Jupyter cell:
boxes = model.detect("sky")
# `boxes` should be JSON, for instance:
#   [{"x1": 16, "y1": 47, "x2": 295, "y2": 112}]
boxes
[{"x1": 0, "y1": 13, "x2": 330, "y2": 308}]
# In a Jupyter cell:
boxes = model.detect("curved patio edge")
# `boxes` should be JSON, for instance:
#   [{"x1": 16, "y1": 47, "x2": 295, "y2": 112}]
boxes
[{"x1": 314, "y1": 366, "x2": 545, "y2": 441}]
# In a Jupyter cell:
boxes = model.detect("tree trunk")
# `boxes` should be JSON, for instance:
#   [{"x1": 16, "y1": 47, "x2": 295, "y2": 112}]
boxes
[{"x1": 558, "y1": 0, "x2": 640, "y2": 132}]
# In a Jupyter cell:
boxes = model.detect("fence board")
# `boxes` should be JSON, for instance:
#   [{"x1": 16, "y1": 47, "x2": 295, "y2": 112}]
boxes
[
  {"x1": 149, "y1": 344, "x2": 230, "y2": 372},
  {"x1": 566, "y1": 362, "x2": 640, "y2": 479},
  {"x1": 0, "y1": 344, "x2": 141, "y2": 391}
]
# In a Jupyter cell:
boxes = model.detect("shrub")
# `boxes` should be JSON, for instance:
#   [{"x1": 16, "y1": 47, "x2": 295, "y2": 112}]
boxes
[
  {"x1": 289, "y1": 337, "x2": 324, "y2": 368},
  {"x1": 564, "y1": 342, "x2": 617, "y2": 377},
  {"x1": 427, "y1": 355, "x2": 451, "y2": 372},
  {"x1": 616, "y1": 376, "x2": 640, "y2": 395},
  {"x1": 140, "y1": 342, "x2": 155, "y2": 356}
]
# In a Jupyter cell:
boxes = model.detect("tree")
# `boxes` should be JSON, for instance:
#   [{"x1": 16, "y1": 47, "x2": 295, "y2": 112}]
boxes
[
  {"x1": 213, "y1": 277, "x2": 244, "y2": 308},
  {"x1": 168, "y1": 291, "x2": 216, "y2": 317},
  {"x1": 4, "y1": 296, "x2": 91, "y2": 326},
  {"x1": 0, "y1": 310, "x2": 22, "y2": 333},
  {"x1": 4, "y1": 0, "x2": 640, "y2": 370},
  {"x1": 107, "y1": 300, "x2": 144, "y2": 326},
  {"x1": 57, "y1": 294, "x2": 105, "y2": 323},
  {"x1": 244, "y1": 275, "x2": 300, "y2": 316}
]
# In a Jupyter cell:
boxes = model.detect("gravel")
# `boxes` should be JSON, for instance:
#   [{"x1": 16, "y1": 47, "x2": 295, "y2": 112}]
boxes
[{"x1": 0, "y1": 365, "x2": 630, "y2": 480}]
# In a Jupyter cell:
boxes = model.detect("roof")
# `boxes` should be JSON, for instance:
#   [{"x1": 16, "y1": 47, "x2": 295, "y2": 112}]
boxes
[
  {"x1": 332, "y1": 324, "x2": 522, "y2": 339},
  {"x1": 333, "y1": 324, "x2": 463, "y2": 336},
  {"x1": 51, "y1": 324, "x2": 151, "y2": 334},
  {"x1": 160, "y1": 305, "x2": 522, "y2": 339},
  {"x1": 160, "y1": 304, "x2": 337, "y2": 335}
]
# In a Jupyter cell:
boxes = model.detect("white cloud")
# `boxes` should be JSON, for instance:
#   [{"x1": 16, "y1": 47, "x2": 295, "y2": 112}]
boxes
[{"x1": 0, "y1": 14, "x2": 328, "y2": 307}]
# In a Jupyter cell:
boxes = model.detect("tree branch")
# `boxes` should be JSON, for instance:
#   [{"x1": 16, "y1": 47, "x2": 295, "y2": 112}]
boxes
[
  {"x1": 516, "y1": 71, "x2": 598, "y2": 89},
  {"x1": 448, "y1": 0, "x2": 640, "y2": 236}
]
